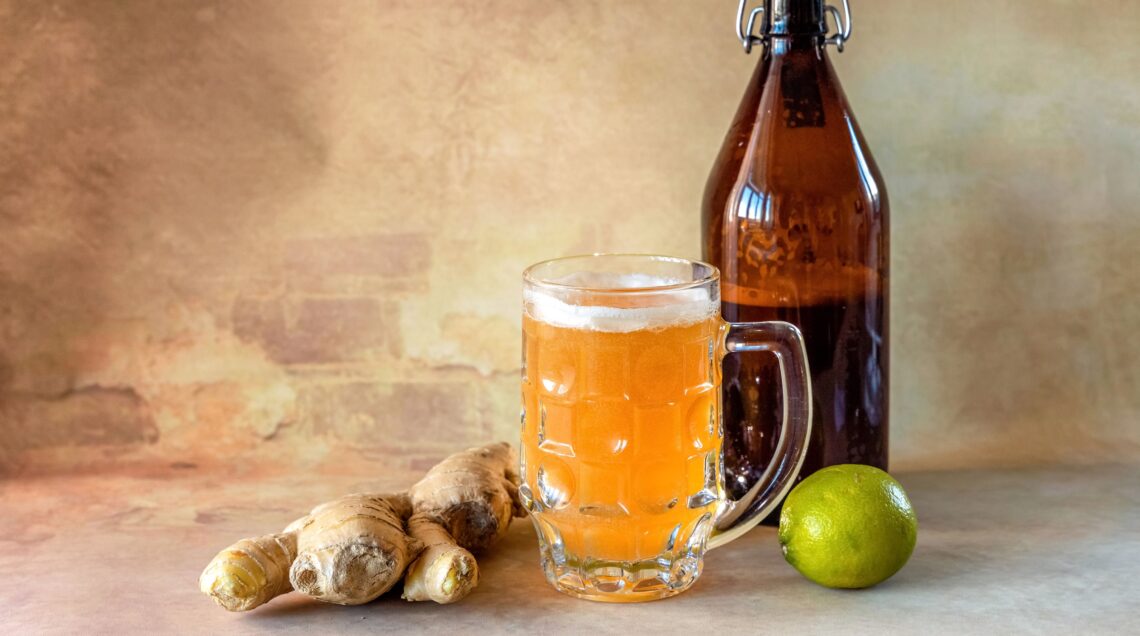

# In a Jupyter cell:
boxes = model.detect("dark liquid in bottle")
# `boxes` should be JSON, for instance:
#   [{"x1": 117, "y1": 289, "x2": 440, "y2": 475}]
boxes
[
  {"x1": 721, "y1": 293, "x2": 888, "y2": 522},
  {"x1": 702, "y1": 2, "x2": 889, "y2": 522}
]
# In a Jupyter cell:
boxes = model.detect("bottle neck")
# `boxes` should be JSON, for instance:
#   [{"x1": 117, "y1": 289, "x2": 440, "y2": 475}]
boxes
[
  {"x1": 767, "y1": 34, "x2": 825, "y2": 55},
  {"x1": 761, "y1": 0, "x2": 826, "y2": 38}
]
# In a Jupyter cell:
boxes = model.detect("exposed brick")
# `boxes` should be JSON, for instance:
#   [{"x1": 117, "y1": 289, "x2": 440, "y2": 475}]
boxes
[
  {"x1": 233, "y1": 297, "x2": 398, "y2": 365},
  {"x1": 284, "y1": 234, "x2": 430, "y2": 294},
  {"x1": 298, "y1": 381, "x2": 486, "y2": 449},
  {"x1": 233, "y1": 298, "x2": 287, "y2": 358},
  {"x1": 0, "y1": 387, "x2": 158, "y2": 453}
]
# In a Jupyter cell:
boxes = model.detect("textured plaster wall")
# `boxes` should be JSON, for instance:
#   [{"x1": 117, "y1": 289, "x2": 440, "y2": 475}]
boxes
[{"x1": 1, "y1": 1, "x2": 1137, "y2": 476}]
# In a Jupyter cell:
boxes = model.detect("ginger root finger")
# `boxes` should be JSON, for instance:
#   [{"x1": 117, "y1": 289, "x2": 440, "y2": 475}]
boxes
[
  {"x1": 408, "y1": 442, "x2": 525, "y2": 552},
  {"x1": 199, "y1": 532, "x2": 298, "y2": 612},
  {"x1": 288, "y1": 493, "x2": 423, "y2": 606},
  {"x1": 402, "y1": 513, "x2": 478, "y2": 603}
]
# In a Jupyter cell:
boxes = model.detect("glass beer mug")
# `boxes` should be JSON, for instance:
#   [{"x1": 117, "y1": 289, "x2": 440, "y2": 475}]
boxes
[{"x1": 519, "y1": 254, "x2": 812, "y2": 602}]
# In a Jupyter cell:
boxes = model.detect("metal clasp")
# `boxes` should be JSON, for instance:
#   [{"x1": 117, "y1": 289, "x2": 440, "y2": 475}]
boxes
[
  {"x1": 736, "y1": 0, "x2": 853, "y2": 54},
  {"x1": 823, "y1": 0, "x2": 853, "y2": 52},
  {"x1": 736, "y1": 0, "x2": 766, "y2": 54}
]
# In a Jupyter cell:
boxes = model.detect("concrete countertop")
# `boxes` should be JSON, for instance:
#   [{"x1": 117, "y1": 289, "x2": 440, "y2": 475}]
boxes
[{"x1": 3, "y1": 463, "x2": 1137, "y2": 634}]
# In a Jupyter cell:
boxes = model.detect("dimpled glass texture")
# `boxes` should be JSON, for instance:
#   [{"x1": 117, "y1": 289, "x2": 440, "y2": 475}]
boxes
[{"x1": 519, "y1": 257, "x2": 726, "y2": 602}]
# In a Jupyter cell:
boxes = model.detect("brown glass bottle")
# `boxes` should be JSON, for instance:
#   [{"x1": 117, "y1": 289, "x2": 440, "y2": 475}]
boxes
[{"x1": 702, "y1": 0, "x2": 888, "y2": 521}]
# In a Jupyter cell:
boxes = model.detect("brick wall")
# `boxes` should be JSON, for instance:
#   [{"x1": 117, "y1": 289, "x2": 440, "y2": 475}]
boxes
[{"x1": 2, "y1": 1, "x2": 1139, "y2": 476}]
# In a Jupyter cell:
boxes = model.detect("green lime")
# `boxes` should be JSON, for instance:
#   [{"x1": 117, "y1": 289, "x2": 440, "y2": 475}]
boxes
[{"x1": 778, "y1": 464, "x2": 917, "y2": 589}]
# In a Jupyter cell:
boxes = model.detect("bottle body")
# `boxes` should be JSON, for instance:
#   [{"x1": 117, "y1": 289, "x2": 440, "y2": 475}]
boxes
[{"x1": 702, "y1": 36, "x2": 889, "y2": 515}]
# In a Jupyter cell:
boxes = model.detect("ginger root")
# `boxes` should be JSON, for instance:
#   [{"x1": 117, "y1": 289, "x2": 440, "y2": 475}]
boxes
[
  {"x1": 406, "y1": 442, "x2": 526, "y2": 551},
  {"x1": 199, "y1": 533, "x2": 297, "y2": 611},
  {"x1": 287, "y1": 493, "x2": 420, "y2": 605},
  {"x1": 199, "y1": 442, "x2": 524, "y2": 611},
  {"x1": 401, "y1": 513, "x2": 477, "y2": 603}
]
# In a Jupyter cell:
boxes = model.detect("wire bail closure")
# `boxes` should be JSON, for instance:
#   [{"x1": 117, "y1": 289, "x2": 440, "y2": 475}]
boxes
[
  {"x1": 735, "y1": 0, "x2": 766, "y2": 54},
  {"x1": 736, "y1": 0, "x2": 853, "y2": 54},
  {"x1": 823, "y1": 0, "x2": 853, "y2": 52}
]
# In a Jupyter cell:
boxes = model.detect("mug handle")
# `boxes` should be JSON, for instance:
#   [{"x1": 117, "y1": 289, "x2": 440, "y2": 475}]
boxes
[{"x1": 708, "y1": 320, "x2": 812, "y2": 549}]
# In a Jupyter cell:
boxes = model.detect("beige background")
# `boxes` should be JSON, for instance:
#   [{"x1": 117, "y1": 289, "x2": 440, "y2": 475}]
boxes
[{"x1": 1, "y1": 0, "x2": 1137, "y2": 477}]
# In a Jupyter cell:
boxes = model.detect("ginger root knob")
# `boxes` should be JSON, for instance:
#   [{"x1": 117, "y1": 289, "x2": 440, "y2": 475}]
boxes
[
  {"x1": 199, "y1": 533, "x2": 297, "y2": 612},
  {"x1": 402, "y1": 513, "x2": 479, "y2": 603},
  {"x1": 287, "y1": 493, "x2": 422, "y2": 606}
]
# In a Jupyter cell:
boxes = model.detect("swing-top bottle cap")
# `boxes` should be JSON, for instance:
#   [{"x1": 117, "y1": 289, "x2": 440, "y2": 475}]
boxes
[{"x1": 737, "y1": 0, "x2": 852, "y2": 53}]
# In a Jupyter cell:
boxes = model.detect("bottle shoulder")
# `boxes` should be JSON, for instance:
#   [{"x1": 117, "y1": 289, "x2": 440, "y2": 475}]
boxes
[
  {"x1": 702, "y1": 48, "x2": 889, "y2": 299},
  {"x1": 703, "y1": 50, "x2": 887, "y2": 221}
]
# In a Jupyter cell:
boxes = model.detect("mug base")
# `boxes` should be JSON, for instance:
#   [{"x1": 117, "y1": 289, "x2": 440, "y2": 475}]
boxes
[
  {"x1": 532, "y1": 516, "x2": 710, "y2": 603},
  {"x1": 554, "y1": 584, "x2": 687, "y2": 603}
]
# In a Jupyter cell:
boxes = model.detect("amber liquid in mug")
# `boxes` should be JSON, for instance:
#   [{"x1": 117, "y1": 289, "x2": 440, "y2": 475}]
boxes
[
  {"x1": 521, "y1": 255, "x2": 815, "y2": 602},
  {"x1": 521, "y1": 312, "x2": 723, "y2": 566}
]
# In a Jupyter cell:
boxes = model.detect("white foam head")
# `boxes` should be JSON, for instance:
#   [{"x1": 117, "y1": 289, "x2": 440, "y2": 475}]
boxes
[{"x1": 525, "y1": 272, "x2": 718, "y2": 333}]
